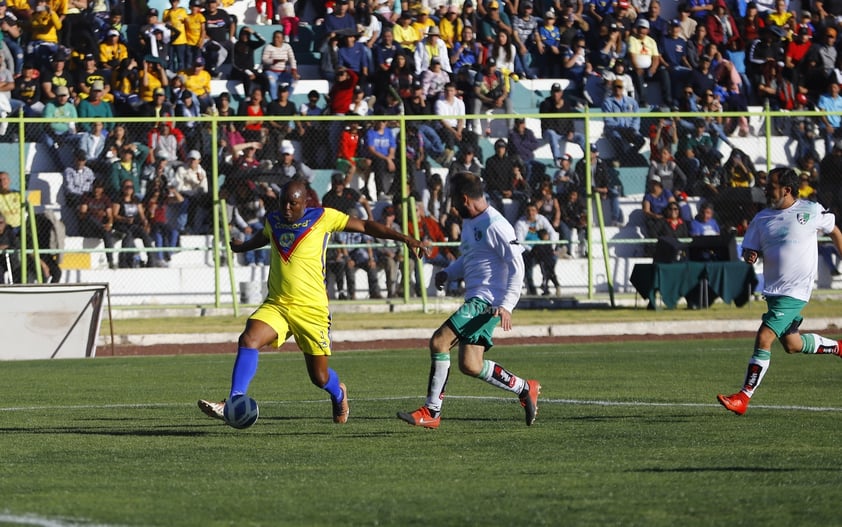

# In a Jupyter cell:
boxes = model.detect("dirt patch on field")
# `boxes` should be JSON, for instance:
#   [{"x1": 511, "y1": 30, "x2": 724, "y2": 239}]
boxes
[{"x1": 97, "y1": 331, "x2": 757, "y2": 357}]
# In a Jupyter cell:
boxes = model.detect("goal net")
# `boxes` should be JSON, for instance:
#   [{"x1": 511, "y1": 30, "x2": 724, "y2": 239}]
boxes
[{"x1": 0, "y1": 283, "x2": 109, "y2": 360}]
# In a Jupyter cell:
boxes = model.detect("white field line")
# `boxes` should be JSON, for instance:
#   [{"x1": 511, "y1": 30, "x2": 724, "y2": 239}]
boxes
[
  {"x1": 0, "y1": 512, "x2": 126, "y2": 527},
  {"x1": 1, "y1": 396, "x2": 841, "y2": 413}
]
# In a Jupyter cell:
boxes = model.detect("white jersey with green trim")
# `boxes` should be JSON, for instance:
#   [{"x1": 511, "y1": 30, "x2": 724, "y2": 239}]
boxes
[
  {"x1": 443, "y1": 206, "x2": 525, "y2": 313},
  {"x1": 742, "y1": 199, "x2": 836, "y2": 302}
]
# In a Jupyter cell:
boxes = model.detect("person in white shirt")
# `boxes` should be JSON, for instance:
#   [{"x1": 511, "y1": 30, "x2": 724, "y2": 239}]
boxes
[
  {"x1": 434, "y1": 82, "x2": 468, "y2": 155},
  {"x1": 718, "y1": 167, "x2": 842, "y2": 415},
  {"x1": 397, "y1": 171, "x2": 541, "y2": 429}
]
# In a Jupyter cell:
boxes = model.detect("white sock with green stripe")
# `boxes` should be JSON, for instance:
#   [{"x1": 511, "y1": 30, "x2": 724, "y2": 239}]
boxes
[
  {"x1": 801, "y1": 334, "x2": 841, "y2": 355},
  {"x1": 478, "y1": 360, "x2": 525, "y2": 394},
  {"x1": 425, "y1": 353, "x2": 450, "y2": 414},
  {"x1": 742, "y1": 349, "x2": 771, "y2": 398}
]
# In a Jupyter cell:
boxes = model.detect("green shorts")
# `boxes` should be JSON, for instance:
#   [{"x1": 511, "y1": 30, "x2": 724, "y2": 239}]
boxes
[
  {"x1": 761, "y1": 295, "x2": 806, "y2": 338},
  {"x1": 445, "y1": 297, "x2": 499, "y2": 349}
]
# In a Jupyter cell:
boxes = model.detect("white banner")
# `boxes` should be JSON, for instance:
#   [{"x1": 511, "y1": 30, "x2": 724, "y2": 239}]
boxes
[{"x1": 0, "y1": 284, "x2": 107, "y2": 360}]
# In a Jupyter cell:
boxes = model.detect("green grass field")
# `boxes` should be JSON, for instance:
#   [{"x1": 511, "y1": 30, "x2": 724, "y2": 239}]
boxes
[{"x1": 2, "y1": 340, "x2": 842, "y2": 526}]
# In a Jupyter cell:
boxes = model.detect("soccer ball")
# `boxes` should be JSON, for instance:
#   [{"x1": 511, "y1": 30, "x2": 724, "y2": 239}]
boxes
[{"x1": 223, "y1": 394, "x2": 259, "y2": 429}]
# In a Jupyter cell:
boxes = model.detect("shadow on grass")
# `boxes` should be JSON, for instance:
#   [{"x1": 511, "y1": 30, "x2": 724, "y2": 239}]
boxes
[{"x1": 0, "y1": 426, "x2": 209, "y2": 437}]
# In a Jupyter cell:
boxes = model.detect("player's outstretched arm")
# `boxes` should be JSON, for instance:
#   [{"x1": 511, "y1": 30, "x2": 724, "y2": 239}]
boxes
[
  {"x1": 345, "y1": 217, "x2": 428, "y2": 259},
  {"x1": 230, "y1": 231, "x2": 270, "y2": 253}
]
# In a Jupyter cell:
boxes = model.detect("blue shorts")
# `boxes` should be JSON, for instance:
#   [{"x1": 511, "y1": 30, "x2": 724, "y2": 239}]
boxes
[
  {"x1": 761, "y1": 295, "x2": 806, "y2": 338},
  {"x1": 445, "y1": 297, "x2": 499, "y2": 349}
]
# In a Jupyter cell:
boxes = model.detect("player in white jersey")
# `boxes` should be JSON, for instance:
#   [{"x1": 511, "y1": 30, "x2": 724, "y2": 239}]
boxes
[
  {"x1": 718, "y1": 167, "x2": 842, "y2": 415},
  {"x1": 397, "y1": 171, "x2": 542, "y2": 428}
]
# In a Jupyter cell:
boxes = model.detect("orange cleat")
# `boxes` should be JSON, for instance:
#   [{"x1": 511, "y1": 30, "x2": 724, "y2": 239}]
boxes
[
  {"x1": 519, "y1": 379, "x2": 542, "y2": 426},
  {"x1": 397, "y1": 406, "x2": 441, "y2": 429},
  {"x1": 717, "y1": 392, "x2": 749, "y2": 415}
]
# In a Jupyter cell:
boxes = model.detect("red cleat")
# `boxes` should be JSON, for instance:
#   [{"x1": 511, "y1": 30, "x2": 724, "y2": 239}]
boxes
[
  {"x1": 519, "y1": 379, "x2": 542, "y2": 426},
  {"x1": 717, "y1": 392, "x2": 749, "y2": 415}
]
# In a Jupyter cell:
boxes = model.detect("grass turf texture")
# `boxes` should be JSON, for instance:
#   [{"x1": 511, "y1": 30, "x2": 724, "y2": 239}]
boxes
[
  {"x1": 104, "y1": 297, "x2": 842, "y2": 335},
  {"x1": 2, "y1": 341, "x2": 842, "y2": 526}
]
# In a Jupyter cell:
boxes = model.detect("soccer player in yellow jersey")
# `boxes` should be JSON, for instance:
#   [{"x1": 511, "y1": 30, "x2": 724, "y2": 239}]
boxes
[{"x1": 199, "y1": 180, "x2": 426, "y2": 424}]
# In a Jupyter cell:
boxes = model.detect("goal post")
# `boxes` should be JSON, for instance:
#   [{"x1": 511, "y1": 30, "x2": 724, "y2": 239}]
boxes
[{"x1": 0, "y1": 283, "x2": 110, "y2": 360}]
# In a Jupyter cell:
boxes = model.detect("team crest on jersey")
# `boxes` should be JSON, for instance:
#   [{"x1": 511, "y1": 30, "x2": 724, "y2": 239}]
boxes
[
  {"x1": 474, "y1": 228, "x2": 483, "y2": 241},
  {"x1": 797, "y1": 212, "x2": 810, "y2": 225},
  {"x1": 268, "y1": 208, "x2": 324, "y2": 262}
]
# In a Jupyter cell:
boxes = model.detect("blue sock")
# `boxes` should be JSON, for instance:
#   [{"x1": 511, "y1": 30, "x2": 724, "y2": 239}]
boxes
[
  {"x1": 229, "y1": 347, "x2": 259, "y2": 398},
  {"x1": 323, "y1": 368, "x2": 343, "y2": 403}
]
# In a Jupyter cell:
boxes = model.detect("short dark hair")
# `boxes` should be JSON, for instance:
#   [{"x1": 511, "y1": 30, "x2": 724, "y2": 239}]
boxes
[
  {"x1": 450, "y1": 171, "x2": 484, "y2": 200},
  {"x1": 769, "y1": 167, "x2": 799, "y2": 193}
]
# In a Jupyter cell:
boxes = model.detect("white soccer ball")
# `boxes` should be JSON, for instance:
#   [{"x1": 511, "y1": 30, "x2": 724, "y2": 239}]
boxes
[{"x1": 223, "y1": 394, "x2": 259, "y2": 429}]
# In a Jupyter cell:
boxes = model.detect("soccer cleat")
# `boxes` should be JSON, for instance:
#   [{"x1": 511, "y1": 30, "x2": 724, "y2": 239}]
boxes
[
  {"x1": 717, "y1": 392, "x2": 749, "y2": 415},
  {"x1": 198, "y1": 399, "x2": 225, "y2": 420},
  {"x1": 397, "y1": 406, "x2": 441, "y2": 429},
  {"x1": 519, "y1": 379, "x2": 542, "y2": 426},
  {"x1": 333, "y1": 383, "x2": 349, "y2": 424}
]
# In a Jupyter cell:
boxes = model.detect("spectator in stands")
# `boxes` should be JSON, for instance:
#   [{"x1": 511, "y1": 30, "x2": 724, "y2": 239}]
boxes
[
  {"x1": 817, "y1": 80, "x2": 842, "y2": 155},
  {"x1": 535, "y1": 10, "x2": 561, "y2": 77},
  {"x1": 0, "y1": 171, "x2": 19, "y2": 234},
  {"x1": 422, "y1": 172, "x2": 446, "y2": 225},
  {"x1": 325, "y1": 229, "x2": 354, "y2": 299},
  {"x1": 340, "y1": 209, "x2": 383, "y2": 299},
  {"x1": 230, "y1": 181, "x2": 269, "y2": 265},
  {"x1": 372, "y1": 28, "x2": 399, "y2": 101},
  {"x1": 747, "y1": 26, "x2": 786, "y2": 91},
  {"x1": 29, "y1": 0, "x2": 61, "y2": 67},
  {"x1": 78, "y1": 80, "x2": 113, "y2": 131},
  {"x1": 414, "y1": 25, "x2": 451, "y2": 76},
  {"x1": 277, "y1": 0, "x2": 299, "y2": 37},
  {"x1": 319, "y1": 33, "x2": 340, "y2": 83},
  {"x1": 627, "y1": 17, "x2": 672, "y2": 108},
  {"x1": 337, "y1": 121, "x2": 370, "y2": 197},
  {"x1": 338, "y1": 31, "x2": 370, "y2": 88},
  {"x1": 40, "y1": 52, "x2": 72, "y2": 103},
  {"x1": 439, "y1": 4, "x2": 463, "y2": 50},
  {"x1": 485, "y1": 138, "x2": 530, "y2": 218},
  {"x1": 561, "y1": 32, "x2": 592, "y2": 103},
  {"x1": 0, "y1": 1, "x2": 23, "y2": 76},
  {"x1": 478, "y1": 0, "x2": 512, "y2": 48},
  {"x1": 552, "y1": 153, "x2": 579, "y2": 197},
  {"x1": 164, "y1": 0, "x2": 189, "y2": 71},
  {"x1": 421, "y1": 56, "x2": 450, "y2": 107},
  {"x1": 784, "y1": 25, "x2": 812, "y2": 88},
  {"x1": 275, "y1": 141, "x2": 313, "y2": 184},
  {"x1": 705, "y1": 0, "x2": 740, "y2": 50},
  {"x1": 595, "y1": 22, "x2": 628, "y2": 77},
  {"x1": 515, "y1": 201, "x2": 558, "y2": 295},
  {"x1": 298, "y1": 89, "x2": 328, "y2": 169},
  {"x1": 689, "y1": 201, "x2": 720, "y2": 236},
  {"x1": 534, "y1": 179, "x2": 561, "y2": 232},
  {"x1": 0, "y1": 211, "x2": 20, "y2": 282},
  {"x1": 99, "y1": 28, "x2": 128, "y2": 70},
  {"x1": 393, "y1": 11, "x2": 420, "y2": 53},
  {"x1": 112, "y1": 178, "x2": 157, "y2": 268},
  {"x1": 181, "y1": 56, "x2": 212, "y2": 110},
  {"x1": 78, "y1": 122, "x2": 108, "y2": 169},
  {"x1": 649, "y1": 115, "x2": 678, "y2": 161},
  {"x1": 388, "y1": 51, "x2": 414, "y2": 99},
  {"x1": 43, "y1": 85, "x2": 79, "y2": 165},
  {"x1": 11, "y1": 62, "x2": 43, "y2": 117},
  {"x1": 142, "y1": 86, "x2": 174, "y2": 120},
  {"x1": 409, "y1": 198, "x2": 456, "y2": 295},
  {"x1": 366, "y1": 118, "x2": 398, "y2": 199},
  {"x1": 173, "y1": 149, "x2": 210, "y2": 233},
  {"x1": 266, "y1": 83, "x2": 296, "y2": 157},
  {"x1": 472, "y1": 57, "x2": 512, "y2": 135},
  {"x1": 111, "y1": 57, "x2": 141, "y2": 111},
  {"x1": 76, "y1": 53, "x2": 109, "y2": 102},
  {"x1": 539, "y1": 82, "x2": 585, "y2": 164},
  {"x1": 641, "y1": 175, "x2": 675, "y2": 241},
  {"x1": 450, "y1": 25, "x2": 483, "y2": 78},
  {"x1": 231, "y1": 27, "x2": 265, "y2": 97},
  {"x1": 649, "y1": 148, "x2": 688, "y2": 194},
  {"x1": 558, "y1": 187, "x2": 587, "y2": 259},
  {"x1": 148, "y1": 122, "x2": 180, "y2": 164},
  {"x1": 602, "y1": 78, "x2": 645, "y2": 160},
  {"x1": 790, "y1": 93, "x2": 819, "y2": 163},
  {"x1": 510, "y1": 2, "x2": 538, "y2": 77},
  {"x1": 183, "y1": 0, "x2": 206, "y2": 68},
  {"x1": 109, "y1": 142, "x2": 149, "y2": 198},
  {"x1": 653, "y1": 201, "x2": 689, "y2": 239},
  {"x1": 661, "y1": 19, "x2": 692, "y2": 105},
  {"x1": 374, "y1": 205, "x2": 403, "y2": 298},
  {"x1": 435, "y1": 82, "x2": 471, "y2": 157},
  {"x1": 202, "y1": 0, "x2": 234, "y2": 76},
  {"x1": 322, "y1": 171, "x2": 373, "y2": 220},
  {"x1": 326, "y1": 0, "x2": 356, "y2": 39},
  {"x1": 507, "y1": 117, "x2": 542, "y2": 185},
  {"x1": 77, "y1": 178, "x2": 117, "y2": 269},
  {"x1": 139, "y1": 10, "x2": 173, "y2": 68}
]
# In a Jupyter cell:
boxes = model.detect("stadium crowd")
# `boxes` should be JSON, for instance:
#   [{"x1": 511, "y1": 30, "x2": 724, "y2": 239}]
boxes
[{"x1": 1, "y1": 0, "x2": 842, "y2": 294}]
